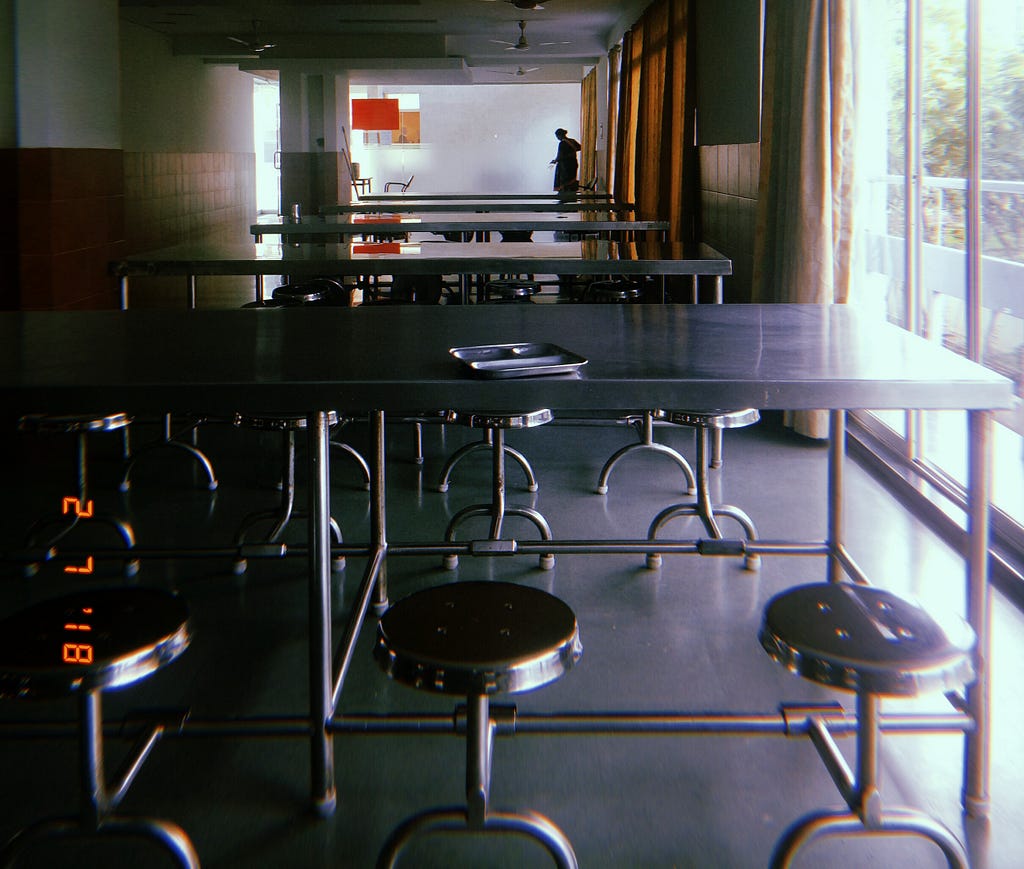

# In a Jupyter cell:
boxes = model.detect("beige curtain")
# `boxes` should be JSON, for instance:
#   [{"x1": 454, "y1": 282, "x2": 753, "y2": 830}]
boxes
[
  {"x1": 752, "y1": 0, "x2": 857, "y2": 438},
  {"x1": 580, "y1": 67, "x2": 599, "y2": 187}
]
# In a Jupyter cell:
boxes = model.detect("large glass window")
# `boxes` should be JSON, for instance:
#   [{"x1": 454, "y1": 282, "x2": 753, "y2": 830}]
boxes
[{"x1": 854, "y1": 1, "x2": 1024, "y2": 551}]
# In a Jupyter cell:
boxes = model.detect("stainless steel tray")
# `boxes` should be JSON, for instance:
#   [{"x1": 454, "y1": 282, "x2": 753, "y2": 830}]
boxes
[{"x1": 450, "y1": 342, "x2": 588, "y2": 378}]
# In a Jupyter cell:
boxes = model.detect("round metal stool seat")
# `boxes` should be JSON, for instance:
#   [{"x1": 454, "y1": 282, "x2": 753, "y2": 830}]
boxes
[
  {"x1": 0, "y1": 587, "x2": 198, "y2": 867},
  {"x1": 660, "y1": 407, "x2": 761, "y2": 431},
  {"x1": 233, "y1": 410, "x2": 340, "y2": 431},
  {"x1": 444, "y1": 408, "x2": 553, "y2": 431},
  {"x1": 19, "y1": 412, "x2": 131, "y2": 436},
  {"x1": 374, "y1": 581, "x2": 581, "y2": 869},
  {"x1": 758, "y1": 582, "x2": 974, "y2": 869},
  {"x1": 375, "y1": 581, "x2": 582, "y2": 696},
  {"x1": 484, "y1": 278, "x2": 542, "y2": 302},
  {"x1": 585, "y1": 278, "x2": 643, "y2": 303},
  {"x1": 760, "y1": 582, "x2": 974, "y2": 697},
  {"x1": 437, "y1": 410, "x2": 555, "y2": 570},
  {"x1": 272, "y1": 277, "x2": 349, "y2": 306}
]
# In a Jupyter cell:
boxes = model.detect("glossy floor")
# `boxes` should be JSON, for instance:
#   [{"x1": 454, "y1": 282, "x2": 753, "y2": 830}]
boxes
[{"x1": 0, "y1": 414, "x2": 1021, "y2": 868}]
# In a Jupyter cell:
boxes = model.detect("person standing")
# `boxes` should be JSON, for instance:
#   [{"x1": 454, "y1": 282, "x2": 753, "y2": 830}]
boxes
[{"x1": 550, "y1": 127, "x2": 582, "y2": 192}]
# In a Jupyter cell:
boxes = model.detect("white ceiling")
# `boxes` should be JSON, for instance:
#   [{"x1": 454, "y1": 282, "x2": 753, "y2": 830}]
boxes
[{"x1": 118, "y1": 0, "x2": 652, "y2": 84}]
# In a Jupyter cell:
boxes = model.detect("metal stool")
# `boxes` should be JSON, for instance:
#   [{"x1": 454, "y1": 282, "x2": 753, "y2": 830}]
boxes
[
  {"x1": 645, "y1": 409, "x2": 761, "y2": 571},
  {"x1": 120, "y1": 413, "x2": 218, "y2": 494},
  {"x1": 374, "y1": 580, "x2": 582, "y2": 869},
  {"x1": 230, "y1": 412, "x2": 364, "y2": 575},
  {"x1": 595, "y1": 410, "x2": 697, "y2": 496},
  {"x1": 759, "y1": 582, "x2": 974, "y2": 868},
  {"x1": 484, "y1": 279, "x2": 541, "y2": 303},
  {"x1": 583, "y1": 278, "x2": 643, "y2": 303},
  {"x1": 18, "y1": 413, "x2": 139, "y2": 578},
  {"x1": 437, "y1": 410, "x2": 555, "y2": 570},
  {"x1": 0, "y1": 587, "x2": 198, "y2": 867},
  {"x1": 272, "y1": 277, "x2": 351, "y2": 306}
]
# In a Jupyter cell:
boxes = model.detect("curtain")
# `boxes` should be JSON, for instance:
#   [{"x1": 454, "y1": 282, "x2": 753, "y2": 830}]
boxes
[
  {"x1": 580, "y1": 67, "x2": 599, "y2": 188},
  {"x1": 613, "y1": 26, "x2": 641, "y2": 208},
  {"x1": 752, "y1": 0, "x2": 857, "y2": 438},
  {"x1": 613, "y1": 0, "x2": 696, "y2": 242},
  {"x1": 605, "y1": 45, "x2": 621, "y2": 193}
]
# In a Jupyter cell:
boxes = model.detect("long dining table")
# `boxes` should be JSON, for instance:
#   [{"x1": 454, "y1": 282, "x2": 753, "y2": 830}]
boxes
[
  {"x1": 0, "y1": 303, "x2": 1012, "y2": 822},
  {"x1": 111, "y1": 239, "x2": 732, "y2": 307},
  {"x1": 250, "y1": 212, "x2": 668, "y2": 243},
  {"x1": 321, "y1": 199, "x2": 640, "y2": 214}
]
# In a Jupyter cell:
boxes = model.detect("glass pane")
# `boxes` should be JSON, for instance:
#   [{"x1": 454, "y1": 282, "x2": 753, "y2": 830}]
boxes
[{"x1": 981, "y1": 0, "x2": 1024, "y2": 522}]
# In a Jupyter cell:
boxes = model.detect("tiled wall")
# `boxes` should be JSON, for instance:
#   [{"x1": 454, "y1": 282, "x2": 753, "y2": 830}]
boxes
[
  {"x1": 12, "y1": 148, "x2": 125, "y2": 311},
  {"x1": 123, "y1": 151, "x2": 255, "y2": 252},
  {"x1": 699, "y1": 143, "x2": 759, "y2": 302}
]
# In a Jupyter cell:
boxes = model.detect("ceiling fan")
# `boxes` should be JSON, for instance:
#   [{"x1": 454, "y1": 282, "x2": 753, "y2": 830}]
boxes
[
  {"x1": 486, "y1": 65, "x2": 541, "y2": 77},
  {"x1": 227, "y1": 20, "x2": 276, "y2": 54},
  {"x1": 489, "y1": 20, "x2": 570, "y2": 52}
]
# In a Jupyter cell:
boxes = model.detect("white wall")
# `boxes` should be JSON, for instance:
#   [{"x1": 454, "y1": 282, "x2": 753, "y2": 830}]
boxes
[
  {"x1": 350, "y1": 82, "x2": 581, "y2": 193},
  {"x1": 15, "y1": 0, "x2": 120, "y2": 149},
  {"x1": 120, "y1": 21, "x2": 254, "y2": 153}
]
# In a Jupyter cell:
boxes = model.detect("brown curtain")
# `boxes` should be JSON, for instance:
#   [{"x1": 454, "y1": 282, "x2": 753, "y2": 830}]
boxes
[
  {"x1": 753, "y1": 0, "x2": 857, "y2": 438},
  {"x1": 612, "y1": 0, "x2": 696, "y2": 242},
  {"x1": 580, "y1": 67, "x2": 599, "y2": 188}
]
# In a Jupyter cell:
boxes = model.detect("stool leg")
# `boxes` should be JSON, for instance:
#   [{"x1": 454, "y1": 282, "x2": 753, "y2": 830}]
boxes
[
  {"x1": 329, "y1": 438, "x2": 372, "y2": 490},
  {"x1": 120, "y1": 414, "x2": 217, "y2": 493},
  {"x1": 645, "y1": 429, "x2": 759, "y2": 570},
  {"x1": 466, "y1": 694, "x2": 494, "y2": 828},
  {"x1": 595, "y1": 412, "x2": 696, "y2": 496},
  {"x1": 770, "y1": 695, "x2": 968, "y2": 869}
]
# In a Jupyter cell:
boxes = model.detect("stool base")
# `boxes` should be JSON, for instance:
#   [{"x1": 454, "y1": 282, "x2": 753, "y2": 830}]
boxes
[{"x1": 595, "y1": 412, "x2": 696, "y2": 496}]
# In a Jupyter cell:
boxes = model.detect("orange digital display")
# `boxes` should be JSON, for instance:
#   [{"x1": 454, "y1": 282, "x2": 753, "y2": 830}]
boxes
[
  {"x1": 63, "y1": 556, "x2": 94, "y2": 575},
  {"x1": 63, "y1": 605, "x2": 95, "y2": 665},
  {"x1": 62, "y1": 497, "x2": 94, "y2": 518},
  {"x1": 62, "y1": 642, "x2": 94, "y2": 664}
]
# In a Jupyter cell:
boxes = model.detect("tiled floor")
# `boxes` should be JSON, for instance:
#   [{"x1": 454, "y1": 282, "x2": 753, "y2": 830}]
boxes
[{"x1": 0, "y1": 412, "x2": 1021, "y2": 867}]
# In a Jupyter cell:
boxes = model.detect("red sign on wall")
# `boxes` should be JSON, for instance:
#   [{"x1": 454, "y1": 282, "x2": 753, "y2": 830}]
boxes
[{"x1": 351, "y1": 99, "x2": 400, "y2": 130}]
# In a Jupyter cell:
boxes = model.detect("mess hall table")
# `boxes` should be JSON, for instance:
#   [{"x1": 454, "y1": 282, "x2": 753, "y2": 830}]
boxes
[
  {"x1": 250, "y1": 212, "x2": 668, "y2": 244},
  {"x1": 357, "y1": 191, "x2": 621, "y2": 202},
  {"x1": 0, "y1": 304, "x2": 1011, "y2": 823},
  {"x1": 111, "y1": 239, "x2": 731, "y2": 308},
  {"x1": 321, "y1": 199, "x2": 640, "y2": 214}
]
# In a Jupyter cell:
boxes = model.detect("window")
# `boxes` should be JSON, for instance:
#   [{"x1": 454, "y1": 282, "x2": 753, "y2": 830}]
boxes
[{"x1": 853, "y1": 0, "x2": 1024, "y2": 561}]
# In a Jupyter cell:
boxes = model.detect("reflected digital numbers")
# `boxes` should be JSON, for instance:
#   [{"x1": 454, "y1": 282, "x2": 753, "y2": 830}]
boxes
[{"x1": 60, "y1": 495, "x2": 96, "y2": 665}]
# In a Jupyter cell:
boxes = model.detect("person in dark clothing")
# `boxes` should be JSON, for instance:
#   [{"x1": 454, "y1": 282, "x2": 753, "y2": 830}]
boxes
[{"x1": 550, "y1": 127, "x2": 582, "y2": 192}]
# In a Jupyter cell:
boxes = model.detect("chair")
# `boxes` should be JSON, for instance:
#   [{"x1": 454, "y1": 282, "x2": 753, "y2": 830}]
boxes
[
  {"x1": 374, "y1": 580, "x2": 582, "y2": 869},
  {"x1": 0, "y1": 587, "x2": 198, "y2": 867},
  {"x1": 644, "y1": 409, "x2": 761, "y2": 571},
  {"x1": 383, "y1": 175, "x2": 414, "y2": 192},
  {"x1": 759, "y1": 581, "x2": 974, "y2": 868},
  {"x1": 272, "y1": 277, "x2": 352, "y2": 306},
  {"x1": 582, "y1": 278, "x2": 643, "y2": 303},
  {"x1": 230, "y1": 411, "x2": 367, "y2": 575},
  {"x1": 18, "y1": 413, "x2": 139, "y2": 578},
  {"x1": 437, "y1": 410, "x2": 555, "y2": 570}
]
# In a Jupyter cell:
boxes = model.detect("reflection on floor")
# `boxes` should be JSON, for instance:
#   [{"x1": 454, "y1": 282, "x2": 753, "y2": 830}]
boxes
[{"x1": 0, "y1": 412, "x2": 1021, "y2": 868}]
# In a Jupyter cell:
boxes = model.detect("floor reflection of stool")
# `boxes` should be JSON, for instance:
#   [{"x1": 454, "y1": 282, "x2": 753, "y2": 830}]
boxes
[
  {"x1": 645, "y1": 409, "x2": 760, "y2": 571},
  {"x1": 374, "y1": 581, "x2": 582, "y2": 869},
  {"x1": 595, "y1": 410, "x2": 696, "y2": 496},
  {"x1": 231, "y1": 412, "x2": 361, "y2": 575},
  {"x1": 759, "y1": 582, "x2": 974, "y2": 869},
  {"x1": 18, "y1": 413, "x2": 139, "y2": 578},
  {"x1": 484, "y1": 279, "x2": 541, "y2": 303},
  {"x1": 0, "y1": 587, "x2": 198, "y2": 867},
  {"x1": 437, "y1": 410, "x2": 554, "y2": 571}
]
